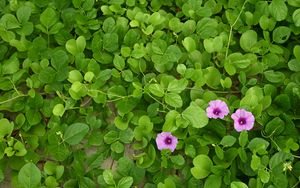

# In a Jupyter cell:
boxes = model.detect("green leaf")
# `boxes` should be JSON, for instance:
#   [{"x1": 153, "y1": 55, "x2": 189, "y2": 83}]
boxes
[
  {"x1": 148, "y1": 84, "x2": 165, "y2": 97},
  {"x1": 164, "y1": 93, "x2": 183, "y2": 108},
  {"x1": 220, "y1": 77, "x2": 232, "y2": 89},
  {"x1": 259, "y1": 15, "x2": 276, "y2": 31},
  {"x1": 258, "y1": 169, "x2": 270, "y2": 183},
  {"x1": 274, "y1": 94, "x2": 291, "y2": 111},
  {"x1": 17, "y1": 6, "x2": 32, "y2": 23},
  {"x1": 138, "y1": 116, "x2": 153, "y2": 133},
  {"x1": 191, "y1": 154, "x2": 213, "y2": 179},
  {"x1": 240, "y1": 94, "x2": 259, "y2": 109},
  {"x1": 52, "y1": 104, "x2": 65, "y2": 117},
  {"x1": 152, "y1": 39, "x2": 167, "y2": 54},
  {"x1": 294, "y1": 45, "x2": 300, "y2": 61},
  {"x1": 169, "y1": 17, "x2": 182, "y2": 33},
  {"x1": 238, "y1": 147, "x2": 247, "y2": 162},
  {"x1": 65, "y1": 36, "x2": 86, "y2": 55},
  {"x1": 44, "y1": 161, "x2": 57, "y2": 176},
  {"x1": 182, "y1": 37, "x2": 196, "y2": 52},
  {"x1": 104, "y1": 131, "x2": 119, "y2": 144},
  {"x1": 103, "y1": 33, "x2": 119, "y2": 52},
  {"x1": 204, "y1": 175, "x2": 222, "y2": 188},
  {"x1": 113, "y1": 54, "x2": 125, "y2": 71},
  {"x1": 47, "y1": 144, "x2": 70, "y2": 162},
  {"x1": 136, "y1": 144, "x2": 156, "y2": 168},
  {"x1": 117, "y1": 177, "x2": 133, "y2": 188},
  {"x1": 269, "y1": 151, "x2": 293, "y2": 170},
  {"x1": 289, "y1": 59, "x2": 300, "y2": 72},
  {"x1": 269, "y1": 0, "x2": 288, "y2": 21},
  {"x1": 162, "y1": 110, "x2": 180, "y2": 132},
  {"x1": 272, "y1": 26, "x2": 291, "y2": 44},
  {"x1": 114, "y1": 114, "x2": 132, "y2": 130},
  {"x1": 0, "y1": 118, "x2": 14, "y2": 139},
  {"x1": 76, "y1": 36, "x2": 86, "y2": 53},
  {"x1": 148, "y1": 12, "x2": 164, "y2": 26},
  {"x1": 170, "y1": 155, "x2": 185, "y2": 166},
  {"x1": 116, "y1": 98, "x2": 139, "y2": 115},
  {"x1": 103, "y1": 17, "x2": 115, "y2": 33},
  {"x1": 263, "y1": 53, "x2": 279, "y2": 68},
  {"x1": 220, "y1": 135, "x2": 237, "y2": 147},
  {"x1": 167, "y1": 79, "x2": 188, "y2": 93},
  {"x1": 2, "y1": 54, "x2": 19, "y2": 74},
  {"x1": 49, "y1": 22, "x2": 64, "y2": 34},
  {"x1": 164, "y1": 45, "x2": 182, "y2": 62},
  {"x1": 116, "y1": 157, "x2": 133, "y2": 175},
  {"x1": 18, "y1": 163, "x2": 41, "y2": 188},
  {"x1": 224, "y1": 61, "x2": 236, "y2": 75},
  {"x1": 40, "y1": 7, "x2": 58, "y2": 28},
  {"x1": 119, "y1": 129, "x2": 134, "y2": 143},
  {"x1": 45, "y1": 176, "x2": 58, "y2": 187},
  {"x1": 230, "y1": 181, "x2": 248, "y2": 188},
  {"x1": 84, "y1": 72, "x2": 95, "y2": 82},
  {"x1": 248, "y1": 138, "x2": 269, "y2": 155},
  {"x1": 132, "y1": 43, "x2": 146, "y2": 58},
  {"x1": 204, "y1": 67, "x2": 221, "y2": 88},
  {"x1": 182, "y1": 102, "x2": 208, "y2": 128},
  {"x1": 111, "y1": 141, "x2": 124, "y2": 153},
  {"x1": 288, "y1": 0, "x2": 300, "y2": 7},
  {"x1": 239, "y1": 131, "x2": 248, "y2": 147},
  {"x1": 103, "y1": 170, "x2": 115, "y2": 185},
  {"x1": 14, "y1": 141, "x2": 27, "y2": 156},
  {"x1": 64, "y1": 123, "x2": 89, "y2": 145},
  {"x1": 264, "y1": 117, "x2": 285, "y2": 136},
  {"x1": 293, "y1": 9, "x2": 300, "y2": 27},
  {"x1": 226, "y1": 53, "x2": 256, "y2": 69},
  {"x1": 264, "y1": 70, "x2": 285, "y2": 83},
  {"x1": 250, "y1": 154, "x2": 261, "y2": 171},
  {"x1": 196, "y1": 18, "x2": 218, "y2": 39},
  {"x1": 0, "y1": 14, "x2": 20, "y2": 29},
  {"x1": 51, "y1": 49, "x2": 68, "y2": 71},
  {"x1": 25, "y1": 109, "x2": 42, "y2": 126},
  {"x1": 158, "y1": 177, "x2": 176, "y2": 188},
  {"x1": 68, "y1": 70, "x2": 83, "y2": 83},
  {"x1": 215, "y1": 145, "x2": 224, "y2": 159},
  {"x1": 240, "y1": 30, "x2": 257, "y2": 52},
  {"x1": 203, "y1": 36, "x2": 223, "y2": 53}
]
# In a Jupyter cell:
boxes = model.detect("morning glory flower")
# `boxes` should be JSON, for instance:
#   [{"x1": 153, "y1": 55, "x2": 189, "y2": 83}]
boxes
[
  {"x1": 156, "y1": 132, "x2": 178, "y2": 152},
  {"x1": 206, "y1": 100, "x2": 229, "y2": 119},
  {"x1": 231, "y1": 109, "x2": 255, "y2": 132}
]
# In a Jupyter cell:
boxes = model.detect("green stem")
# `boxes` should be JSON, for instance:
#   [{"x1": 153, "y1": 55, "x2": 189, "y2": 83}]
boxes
[
  {"x1": 185, "y1": 87, "x2": 241, "y2": 94},
  {"x1": 292, "y1": 181, "x2": 300, "y2": 188},
  {"x1": 0, "y1": 94, "x2": 27, "y2": 105},
  {"x1": 147, "y1": 93, "x2": 171, "y2": 111},
  {"x1": 9, "y1": 78, "x2": 20, "y2": 95},
  {"x1": 88, "y1": 89, "x2": 128, "y2": 99},
  {"x1": 225, "y1": 0, "x2": 248, "y2": 58}
]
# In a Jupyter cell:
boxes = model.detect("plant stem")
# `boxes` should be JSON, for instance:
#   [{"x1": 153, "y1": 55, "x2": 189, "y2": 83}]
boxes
[
  {"x1": 225, "y1": 0, "x2": 248, "y2": 58},
  {"x1": 185, "y1": 87, "x2": 241, "y2": 94},
  {"x1": 0, "y1": 94, "x2": 27, "y2": 105}
]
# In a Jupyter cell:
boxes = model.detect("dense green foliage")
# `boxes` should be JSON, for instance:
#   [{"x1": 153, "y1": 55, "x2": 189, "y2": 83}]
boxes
[{"x1": 1, "y1": 0, "x2": 300, "y2": 187}]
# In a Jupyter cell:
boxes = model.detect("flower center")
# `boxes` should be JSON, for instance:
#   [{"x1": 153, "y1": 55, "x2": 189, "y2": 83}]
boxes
[
  {"x1": 213, "y1": 108, "x2": 221, "y2": 115},
  {"x1": 238, "y1": 118, "x2": 247, "y2": 125},
  {"x1": 164, "y1": 137, "x2": 172, "y2": 145}
]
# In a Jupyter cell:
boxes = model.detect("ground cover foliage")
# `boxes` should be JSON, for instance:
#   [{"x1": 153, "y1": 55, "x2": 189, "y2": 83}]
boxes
[{"x1": 1, "y1": 0, "x2": 300, "y2": 187}]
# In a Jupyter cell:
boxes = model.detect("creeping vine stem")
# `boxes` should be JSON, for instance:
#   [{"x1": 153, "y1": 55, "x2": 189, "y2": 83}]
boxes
[{"x1": 225, "y1": 0, "x2": 248, "y2": 58}]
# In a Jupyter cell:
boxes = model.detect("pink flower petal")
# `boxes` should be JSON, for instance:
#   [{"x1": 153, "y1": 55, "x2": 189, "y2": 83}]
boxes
[
  {"x1": 156, "y1": 132, "x2": 178, "y2": 152},
  {"x1": 231, "y1": 109, "x2": 255, "y2": 132},
  {"x1": 206, "y1": 100, "x2": 229, "y2": 119}
]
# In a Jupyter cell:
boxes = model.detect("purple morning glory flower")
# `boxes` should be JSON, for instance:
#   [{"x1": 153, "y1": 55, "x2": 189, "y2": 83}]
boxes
[
  {"x1": 156, "y1": 132, "x2": 178, "y2": 152},
  {"x1": 206, "y1": 100, "x2": 229, "y2": 119},
  {"x1": 231, "y1": 109, "x2": 255, "y2": 132}
]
